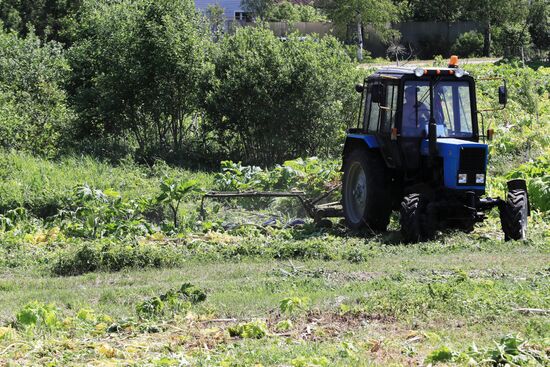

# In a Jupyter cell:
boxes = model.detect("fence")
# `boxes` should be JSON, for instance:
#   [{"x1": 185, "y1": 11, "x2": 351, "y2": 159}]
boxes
[
  {"x1": 225, "y1": 21, "x2": 333, "y2": 37},
  {"x1": 224, "y1": 20, "x2": 483, "y2": 58},
  {"x1": 365, "y1": 21, "x2": 482, "y2": 58}
]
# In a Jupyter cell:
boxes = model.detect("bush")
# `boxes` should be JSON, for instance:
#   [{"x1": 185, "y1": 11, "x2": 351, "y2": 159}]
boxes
[
  {"x1": 528, "y1": 0, "x2": 550, "y2": 56},
  {"x1": 228, "y1": 321, "x2": 268, "y2": 339},
  {"x1": 0, "y1": 28, "x2": 73, "y2": 156},
  {"x1": 267, "y1": 2, "x2": 326, "y2": 22},
  {"x1": 205, "y1": 27, "x2": 360, "y2": 165},
  {"x1": 493, "y1": 23, "x2": 532, "y2": 59},
  {"x1": 451, "y1": 31, "x2": 484, "y2": 58},
  {"x1": 507, "y1": 153, "x2": 550, "y2": 212},
  {"x1": 0, "y1": 150, "x2": 210, "y2": 217},
  {"x1": 68, "y1": 0, "x2": 213, "y2": 162},
  {"x1": 16, "y1": 301, "x2": 60, "y2": 330},
  {"x1": 51, "y1": 239, "x2": 183, "y2": 276},
  {"x1": 214, "y1": 158, "x2": 341, "y2": 197}
]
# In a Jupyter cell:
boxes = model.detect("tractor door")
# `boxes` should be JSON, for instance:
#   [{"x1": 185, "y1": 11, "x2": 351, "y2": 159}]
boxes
[{"x1": 375, "y1": 81, "x2": 402, "y2": 168}]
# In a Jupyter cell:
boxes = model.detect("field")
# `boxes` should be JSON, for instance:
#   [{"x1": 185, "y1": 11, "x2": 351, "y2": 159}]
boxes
[
  {"x1": 0, "y1": 60, "x2": 549, "y2": 366},
  {"x1": 0, "y1": 150, "x2": 548, "y2": 367}
]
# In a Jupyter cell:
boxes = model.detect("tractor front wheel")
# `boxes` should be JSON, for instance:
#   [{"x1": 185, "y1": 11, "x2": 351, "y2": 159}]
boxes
[
  {"x1": 400, "y1": 193, "x2": 435, "y2": 243},
  {"x1": 342, "y1": 150, "x2": 391, "y2": 231},
  {"x1": 500, "y1": 189, "x2": 528, "y2": 241}
]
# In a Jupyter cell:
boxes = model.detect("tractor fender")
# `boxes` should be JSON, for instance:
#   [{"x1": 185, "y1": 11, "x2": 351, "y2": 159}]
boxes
[{"x1": 341, "y1": 135, "x2": 379, "y2": 171}]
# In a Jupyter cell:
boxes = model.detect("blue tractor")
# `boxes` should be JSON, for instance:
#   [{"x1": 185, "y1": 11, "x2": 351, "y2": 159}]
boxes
[{"x1": 342, "y1": 57, "x2": 530, "y2": 242}]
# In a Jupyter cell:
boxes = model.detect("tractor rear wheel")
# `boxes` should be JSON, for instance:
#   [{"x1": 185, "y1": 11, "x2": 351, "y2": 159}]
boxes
[
  {"x1": 400, "y1": 193, "x2": 435, "y2": 243},
  {"x1": 342, "y1": 150, "x2": 391, "y2": 231},
  {"x1": 500, "y1": 189, "x2": 528, "y2": 241}
]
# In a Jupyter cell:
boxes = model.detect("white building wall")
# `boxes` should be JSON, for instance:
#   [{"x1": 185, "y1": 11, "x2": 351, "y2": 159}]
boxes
[{"x1": 195, "y1": 0, "x2": 244, "y2": 20}]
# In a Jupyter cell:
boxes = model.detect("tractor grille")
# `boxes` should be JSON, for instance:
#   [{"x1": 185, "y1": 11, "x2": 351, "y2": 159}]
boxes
[{"x1": 459, "y1": 148, "x2": 486, "y2": 172}]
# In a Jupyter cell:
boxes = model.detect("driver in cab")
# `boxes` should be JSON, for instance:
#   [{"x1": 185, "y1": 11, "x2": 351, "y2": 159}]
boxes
[{"x1": 402, "y1": 85, "x2": 446, "y2": 137}]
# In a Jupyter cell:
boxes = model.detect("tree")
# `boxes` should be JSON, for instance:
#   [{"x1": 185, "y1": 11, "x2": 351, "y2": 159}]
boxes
[
  {"x1": 0, "y1": 27, "x2": 73, "y2": 156},
  {"x1": 466, "y1": 0, "x2": 529, "y2": 57},
  {"x1": 0, "y1": 0, "x2": 82, "y2": 44},
  {"x1": 267, "y1": 2, "x2": 326, "y2": 22},
  {"x1": 206, "y1": 4, "x2": 225, "y2": 41},
  {"x1": 405, "y1": 0, "x2": 465, "y2": 23},
  {"x1": 267, "y1": 1, "x2": 301, "y2": 22},
  {"x1": 528, "y1": 0, "x2": 550, "y2": 57},
  {"x1": 318, "y1": 0, "x2": 397, "y2": 61},
  {"x1": 68, "y1": 0, "x2": 213, "y2": 161},
  {"x1": 497, "y1": 22, "x2": 532, "y2": 60},
  {"x1": 451, "y1": 31, "x2": 484, "y2": 57},
  {"x1": 240, "y1": 0, "x2": 274, "y2": 21},
  {"x1": 204, "y1": 27, "x2": 360, "y2": 165}
]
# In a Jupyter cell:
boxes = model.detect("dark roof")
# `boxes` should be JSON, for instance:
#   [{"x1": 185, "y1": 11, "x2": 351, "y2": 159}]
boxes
[{"x1": 368, "y1": 66, "x2": 470, "y2": 79}]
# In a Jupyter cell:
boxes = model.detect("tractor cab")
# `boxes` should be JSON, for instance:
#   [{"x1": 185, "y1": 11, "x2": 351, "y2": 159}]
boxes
[{"x1": 343, "y1": 56, "x2": 529, "y2": 242}]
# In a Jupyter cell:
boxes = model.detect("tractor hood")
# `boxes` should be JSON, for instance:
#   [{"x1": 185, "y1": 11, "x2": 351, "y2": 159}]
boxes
[{"x1": 421, "y1": 138, "x2": 489, "y2": 191}]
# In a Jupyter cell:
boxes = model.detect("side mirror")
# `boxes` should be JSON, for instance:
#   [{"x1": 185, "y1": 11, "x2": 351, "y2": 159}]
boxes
[
  {"x1": 371, "y1": 84, "x2": 383, "y2": 104},
  {"x1": 355, "y1": 83, "x2": 364, "y2": 93},
  {"x1": 498, "y1": 85, "x2": 507, "y2": 105}
]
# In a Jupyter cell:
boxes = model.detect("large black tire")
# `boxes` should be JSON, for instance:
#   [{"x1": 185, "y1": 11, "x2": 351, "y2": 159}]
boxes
[
  {"x1": 500, "y1": 189, "x2": 528, "y2": 241},
  {"x1": 400, "y1": 193, "x2": 435, "y2": 243},
  {"x1": 342, "y1": 150, "x2": 392, "y2": 231}
]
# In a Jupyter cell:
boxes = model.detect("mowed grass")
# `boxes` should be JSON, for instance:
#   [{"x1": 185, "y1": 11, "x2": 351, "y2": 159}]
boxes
[
  {"x1": 0, "y1": 230, "x2": 548, "y2": 366},
  {"x1": 0, "y1": 149, "x2": 548, "y2": 365}
]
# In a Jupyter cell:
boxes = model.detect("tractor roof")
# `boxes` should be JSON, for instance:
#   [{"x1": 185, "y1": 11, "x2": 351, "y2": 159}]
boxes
[{"x1": 368, "y1": 66, "x2": 470, "y2": 80}]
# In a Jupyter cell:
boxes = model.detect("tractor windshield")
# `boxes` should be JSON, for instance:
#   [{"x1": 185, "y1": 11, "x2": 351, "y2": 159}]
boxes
[{"x1": 402, "y1": 80, "x2": 474, "y2": 138}]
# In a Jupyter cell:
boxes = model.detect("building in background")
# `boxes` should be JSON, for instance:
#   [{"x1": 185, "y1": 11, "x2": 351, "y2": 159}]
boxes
[{"x1": 195, "y1": 0, "x2": 252, "y2": 22}]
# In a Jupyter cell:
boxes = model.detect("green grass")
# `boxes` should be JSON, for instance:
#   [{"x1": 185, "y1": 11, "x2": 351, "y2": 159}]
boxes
[
  {"x1": 0, "y1": 150, "x2": 213, "y2": 216},
  {"x1": 0, "y1": 74, "x2": 548, "y2": 367},
  {"x1": 0, "y1": 226, "x2": 548, "y2": 365}
]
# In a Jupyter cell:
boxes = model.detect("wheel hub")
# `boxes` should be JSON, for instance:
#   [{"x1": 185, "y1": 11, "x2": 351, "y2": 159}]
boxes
[{"x1": 345, "y1": 162, "x2": 367, "y2": 223}]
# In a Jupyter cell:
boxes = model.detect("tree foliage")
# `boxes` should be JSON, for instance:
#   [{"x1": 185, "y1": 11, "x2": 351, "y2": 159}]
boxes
[
  {"x1": 204, "y1": 27, "x2": 359, "y2": 165},
  {"x1": 451, "y1": 31, "x2": 484, "y2": 58},
  {"x1": 403, "y1": 0, "x2": 465, "y2": 23},
  {"x1": 320, "y1": 0, "x2": 396, "y2": 34},
  {"x1": 267, "y1": 1, "x2": 326, "y2": 22},
  {"x1": 464, "y1": 0, "x2": 529, "y2": 56},
  {"x1": 68, "y1": 0, "x2": 213, "y2": 161},
  {"x1": 0, "y1": 0, "x2": 81, "y2": 43},
  {"x1": 528, "y1": 0, "x2": 550, "y2": 56},
  {"x1": 0, "y1": 27, "x2": 72, "y2": 156},
  {"x1": 206, "y1": 4, "x2": 225, "y2": 41},
  {"x1": 240, "y1": 0, "x2": 274, "y2": 21}
]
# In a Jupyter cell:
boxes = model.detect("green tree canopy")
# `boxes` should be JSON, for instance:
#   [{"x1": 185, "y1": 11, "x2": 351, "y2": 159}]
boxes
[
  {"x1": 0, "y1": 27, "x2": 72, "y2": 156},
  {"x1": 267, "y1": 1, "x2": 326, "y2": 22},
  {"x1": 465, "y1": 0, "x2": 529, "y2": 56},
  {"x1": 528, "y1": 0, "x2": 550, "y2": 56},
  {"x1": 318, "y1": 0, "x2": 397, "y2": 60},
  {"x1": 403, "y1": 0, "x2": 465, "y2": 23},
  {"x1": 320, "y1": 0, "x2": 396, "y2": 29},
  {"x1": 68, "y1": 0, "x2": 213, "y2": 161},
  {"x1": 204, "y1": 27, "x2": 360, "y2": 165},
  {"x1": 240, "y1": 0, "x2": 275, "y2": 20},
  {"x1": 0, "y1": 0, "x2": 81, "y2": 43}
]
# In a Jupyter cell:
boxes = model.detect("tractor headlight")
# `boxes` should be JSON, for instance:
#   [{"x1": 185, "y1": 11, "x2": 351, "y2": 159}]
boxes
[
  {"x1": 455, "y1": 68, "x2": 465, "y2": 78},
  {"x1": 414, "y1": 68, "x2": 425, "y2": 77},
  {"x1": 458, "y1": 173, "x2": 468, "y2": 184},
  {"x1": 476, "y1": 174, "x2": 485, "y2": 184}
]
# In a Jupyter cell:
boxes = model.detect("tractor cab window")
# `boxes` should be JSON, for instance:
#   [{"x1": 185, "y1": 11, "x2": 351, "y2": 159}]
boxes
[
  {"x1": 402, "y1": 80, "x2": 474, "y2": 138},
  {"x1": 366, "y1": 84, "x2": 381, "y2": 133},
  {"x1": 382, "y1": 84, "x2": 398, "y2": 133}
]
